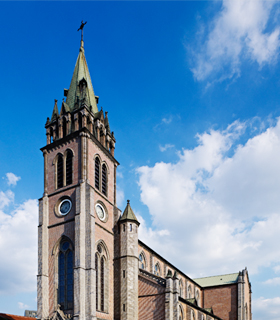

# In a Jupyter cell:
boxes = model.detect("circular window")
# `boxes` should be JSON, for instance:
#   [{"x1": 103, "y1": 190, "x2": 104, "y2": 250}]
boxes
[
  {"x1": 95, "y1": 203, "x2": 107, "y2": 222},
  {"x1": 59, "y1": 199, "x2": 72, "y2": 216}
]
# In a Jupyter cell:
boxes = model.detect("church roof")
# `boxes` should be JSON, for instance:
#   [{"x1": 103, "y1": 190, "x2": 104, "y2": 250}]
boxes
[
  {"x1": 194, "y1": 272, "x2": 239, "y2": 287},
  {"x1": 0, "y1": 314, "x2": 34, "y2": 320},
  {"x1": 120, "y1": 200, "x2": 139, "y2": 224},
  {"x1": 66, "y1": 41, "x2": 98, "y2": 113}
]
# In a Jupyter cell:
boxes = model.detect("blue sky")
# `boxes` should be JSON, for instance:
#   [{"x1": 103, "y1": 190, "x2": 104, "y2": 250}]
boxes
[{"x1": 1, "y1": 1, "x2": 280, "y2": 319}]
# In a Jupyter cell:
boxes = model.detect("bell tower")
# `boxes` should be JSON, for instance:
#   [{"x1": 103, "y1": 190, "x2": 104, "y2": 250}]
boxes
[{"x1": 37, "y1": 29, "x2": 119, "y2": 320}]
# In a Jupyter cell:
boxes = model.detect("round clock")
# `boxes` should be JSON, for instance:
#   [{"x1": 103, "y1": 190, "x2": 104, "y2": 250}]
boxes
[
  {"x1": 95, "y1": 203, "x2": 106, "y2": 221},
  {"x1": 59, "y1": 199, "x2": 72, "y2": 216}
]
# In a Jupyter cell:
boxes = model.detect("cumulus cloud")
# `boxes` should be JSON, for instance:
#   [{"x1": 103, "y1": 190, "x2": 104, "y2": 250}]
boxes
[
  {"x1": 253, "y1": 297, "x2": 280, "y2": 320},
  {"x1": 18, "y1": 302, "x2": 29, "y2": 310},
  {"x1": 190, "y1": 0, "x2": 280, "y2": 81},
  {"x1": 263, "y1": 277, "x2": 280, "y2": 285},
  {"x1": 137, "y1": 118, "x2": 280, "y2": 277},
  {"x1": 0, "y1": 196, "x2": 38, "y2": 295},
  {"x1": 6, "y1": 173, "x2": 21, "y2": 186}
]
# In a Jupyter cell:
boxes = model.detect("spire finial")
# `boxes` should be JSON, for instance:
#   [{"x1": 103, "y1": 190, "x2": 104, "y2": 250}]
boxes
[
  {"x1": 127, "y1": 200, "x2": 130, "y2": 204},
  {"x1": 77, "y1": 20, "x2": 87, "y2": 48}
]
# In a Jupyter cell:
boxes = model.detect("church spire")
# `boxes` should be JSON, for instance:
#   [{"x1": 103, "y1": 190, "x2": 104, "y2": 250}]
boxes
[{"x1": 65, "y1": 23, "x2": 98, "y2": 113}]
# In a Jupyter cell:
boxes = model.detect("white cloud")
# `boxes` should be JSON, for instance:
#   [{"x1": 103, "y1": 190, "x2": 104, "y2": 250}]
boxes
[
  {"x1": 263, "y1": 277, "x2": 280, "y2": 285},
  {"x1": 6, "y1": 173, "x2": 21, "y2": 186},
  {"x1": 190, "y1": 0, "x2": 280, "y2": 81},
  {"x1": 116, "y1": 186, "x2": 125, "y2": 209},
  {"x1": 137, "y1": 118, "x2": 280, "y2": 277},
  {"x1": 162, "y1": 116, "x2": 172, "y2": 124},
  {"x1": 253, "y1": 297, "x2": 280, "y2": 320},
  {"x1": 159, "y1": 144, "x2": 175, "y2": 152},
  {"x1": 18, "y1": 302, "x2": 29, "y2": 310},
  {"x1": 0, "y1": 190, "x2": 14, "y2": 210},
  {"x1": 0, "y1": 198, "x2": 38, "y2": 295}
]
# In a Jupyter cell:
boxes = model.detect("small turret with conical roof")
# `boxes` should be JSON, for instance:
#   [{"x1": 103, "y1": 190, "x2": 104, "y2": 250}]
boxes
[
  {"x1": 119, "y1": 200, "x2": 139, "y2": 320},
  {"x1": 120, "y1": 200, "x2": 139, "y2": 225}
]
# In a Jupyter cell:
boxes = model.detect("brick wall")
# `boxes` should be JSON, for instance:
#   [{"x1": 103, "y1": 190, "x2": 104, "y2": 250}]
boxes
[
  {"x1": 138, "y1": 275, "x2": 165, "y2": 320},
  {"x1": 203, "y1": 284, "x2": 237, "y2": 320}
]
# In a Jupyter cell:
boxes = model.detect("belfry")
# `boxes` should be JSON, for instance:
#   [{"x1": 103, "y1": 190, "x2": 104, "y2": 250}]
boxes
[{"x1": 37, "y1": 28, "x2": 252, "y2": 320}]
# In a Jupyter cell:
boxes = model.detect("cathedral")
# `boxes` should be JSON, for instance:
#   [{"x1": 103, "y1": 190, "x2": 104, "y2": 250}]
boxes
[{"x1": 1, "y1": 31, "x2": 252, "y2": 320}]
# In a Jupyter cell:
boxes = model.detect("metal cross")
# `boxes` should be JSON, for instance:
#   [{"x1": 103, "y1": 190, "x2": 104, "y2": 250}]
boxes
[{"x1": 77, "y1": 20, "x2": 87, "y2": 41}]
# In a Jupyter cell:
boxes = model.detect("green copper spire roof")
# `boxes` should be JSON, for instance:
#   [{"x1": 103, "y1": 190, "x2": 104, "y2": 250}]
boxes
[
  {"x1": 120, "y1": 200, "x2": 139, "y2": 224},
  {"x1": 66, "y1": 41, "x2": 98, "y2": 113}
]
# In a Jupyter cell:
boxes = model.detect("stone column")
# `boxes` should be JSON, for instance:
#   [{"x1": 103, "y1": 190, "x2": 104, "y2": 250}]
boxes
[
  {"x1": 165, "y1": 273, "x2": 173, "y2": 320},
  {"x1": 120, "y1": 219, "x2": 139, "y2": 320},
  {"x1": 43, "y1": 150, "x2": 48, "y2": 196},
  {"x1": 173, "y1": 275, "x2": 179, "y2": 320},
  {"x1": 74, "y1": 183, "x2": 86, "y2": 320},
  {"x1": 37, "y1": 196, "x2": 49, "y2": 320},
  {"x1": 85, "y1": 184, "x2": 96, "y2": 320},
  {"x1": 238, "y1": 271, "x2": 244, "y2": 320}
]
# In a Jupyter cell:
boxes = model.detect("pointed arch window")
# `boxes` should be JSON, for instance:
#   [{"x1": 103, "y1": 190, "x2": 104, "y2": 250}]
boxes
[
  {"x1": 58, "y1": 240, "x2": 73, "y2": 310},
  {"x1": 65, "y1": 150, "x2": 73, "y2": 186},
  {"x1": 95, "y1": 253, "x2": 98, "y2": 310},
  {"x1": 101, "y1": 257, "x2": 105, "y2": 311},
  {"x1": 179, "y1": 280, "x2": 183, "y2": 297},
  {"x1": 95, "y1": 242, "x2": 108, "y2": 312},
  {"x1": 57, "y1": 154, "x2": 63, "y2": 189},
  {"x1": 179, "y1": 305, "x2": 184, "y2": 320},
  {"x1": 95, "y1": 157, "x2": 100, "y2": 190},
  {"x1": 101, "y1": 164, "x2": 107, "y2": 196},
  {"x1": 154, "y1": 263, "x2": 160, "y2": 276},
  {"x1": 188, "y1": 285, "x2": 192, "y2": 299},
  {"x1": 139, "y1": 253, "x2": 146, "y2": 270}
]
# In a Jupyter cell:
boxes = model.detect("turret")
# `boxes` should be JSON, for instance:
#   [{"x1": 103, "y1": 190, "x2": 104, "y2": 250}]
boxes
[{"x1": 119, "y1": 200, "x2": 140, "y2": 320}]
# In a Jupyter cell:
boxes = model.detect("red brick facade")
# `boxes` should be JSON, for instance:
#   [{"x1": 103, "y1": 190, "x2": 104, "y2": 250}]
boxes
[
  {"x1": 138, "y1": 275, "x2": 165, "y2": 320},
  {"x1": 203, "y1": 285, "x2": 238, "y2": 320}
]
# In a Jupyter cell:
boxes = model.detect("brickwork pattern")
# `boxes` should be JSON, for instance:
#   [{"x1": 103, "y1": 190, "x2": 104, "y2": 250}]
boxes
[
  {"x1": 138, "y1": 275, "x2": 165, "y2": 320},
  {"x1": 203, "y1": 284, "x2": 237, "y2": 320}
]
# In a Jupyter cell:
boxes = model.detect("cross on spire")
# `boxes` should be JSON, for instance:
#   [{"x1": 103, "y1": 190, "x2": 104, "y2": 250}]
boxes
[{"x1": 77, "y1": 20, "x2": 87, "y2": 42}]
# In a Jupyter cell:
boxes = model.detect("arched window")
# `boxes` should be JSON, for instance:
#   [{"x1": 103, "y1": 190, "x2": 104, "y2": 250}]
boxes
[
  {"x1": 65, "y1": 150, "x2": 73, "y2": 186},
  {"x1": 58, "y1": 240, "x2": 73, "y2": 310},
  {"x1": 191, "y1": 309, "x2": 195, "y2": 320},
  {"x1": 179, "y1": 305, "x2": 184, "y2": 320},
  {"x1": 101, "y1": 164, "x2": 107, "y2": 196},
  {"x1": 195, "y1": 289, "x2": 200, "y2": 306},
  {"x1": 95, "y1": 157, "x2": 100, "y2": 190},
  {"x1": 50, "y1": 127, "x2": 54, "y2": 143},
  {"x1": 154, "y1": 263, "x2": 160, "y2": 276},
  {"x1": 139, "y1": 253, "x2": 146, "y2": 270},
  {"x1": 95, "y1": 253, "x2": 98, "y2": 310},
  {"x1": 179, "y1": 279, "x2": 183, "y2": 297},
  {"x1": 57, "y1": 154, "x2": 63, "y2": 189},
  {"x1": 188, "y1": 285, "x2": 192, "y2": 299},
  {"x1": 95, "y1": 242, "x2": 108, "y2": 312},
  {"x1": 101, "y1": 257, "x2": 105, "y2": 311}
]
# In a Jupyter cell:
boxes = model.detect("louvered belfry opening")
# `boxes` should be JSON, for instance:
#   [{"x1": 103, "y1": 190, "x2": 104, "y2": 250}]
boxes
[
  {"x1": 102, "y1": 164, "x2": 107, "y2": 196},
  {"x1": 95, "y1": 157, "x2": 100, "y2": 190},
  {"x1": 57, "y1": 154, "x2": 63, "y2": 189},
  {"x1": 66, "y1": 151, "x2": 73, "y2": 186}
]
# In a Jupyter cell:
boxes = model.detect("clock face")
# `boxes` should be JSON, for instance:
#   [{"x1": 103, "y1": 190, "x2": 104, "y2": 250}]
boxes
[
  {"x1": 96, "y1": 203, "x2": 106, "y2": 221},
  {"x1": 59, "y1": 199, "x2": 72, "y2": 216}
]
